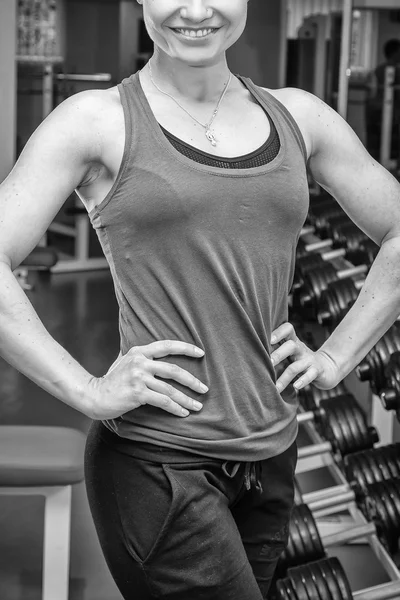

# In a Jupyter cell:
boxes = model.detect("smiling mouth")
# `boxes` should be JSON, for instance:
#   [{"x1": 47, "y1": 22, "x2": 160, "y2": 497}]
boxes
[{"x1": 171, "y1": 28, "x2": 219, "y2": 39}]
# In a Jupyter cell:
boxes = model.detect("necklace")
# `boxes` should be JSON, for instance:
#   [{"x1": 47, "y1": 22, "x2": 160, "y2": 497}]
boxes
[{"x1": 148, "y1": 62, "x2": 232, "y2": 147}]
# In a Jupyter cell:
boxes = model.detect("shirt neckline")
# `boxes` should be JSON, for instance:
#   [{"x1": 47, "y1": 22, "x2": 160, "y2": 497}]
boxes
[
  {"x1": 159, "y1": 108, "x2": 278, "y2": 164},
  {"x1": 132, "y1": 71, "x2": 286, "y2": 177}
]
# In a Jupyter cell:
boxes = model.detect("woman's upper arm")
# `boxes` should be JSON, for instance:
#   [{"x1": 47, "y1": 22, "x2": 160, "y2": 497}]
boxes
[
  {"x1": 278, "y1": 87, "x2": 400, "y2": 246},
  {"x1": 0, "y1": 91, "x2": 104, "y2": 270}
]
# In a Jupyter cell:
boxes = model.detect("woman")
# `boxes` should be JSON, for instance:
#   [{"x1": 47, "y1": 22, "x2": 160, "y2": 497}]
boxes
[{"x1": 1, "y1": 1, "x2": 400, "y2": 599}]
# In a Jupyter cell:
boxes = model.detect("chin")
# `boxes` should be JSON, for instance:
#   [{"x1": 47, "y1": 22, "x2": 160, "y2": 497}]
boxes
[{"x1": 172, "y1": 49, "x2": 223, "y2": 68}]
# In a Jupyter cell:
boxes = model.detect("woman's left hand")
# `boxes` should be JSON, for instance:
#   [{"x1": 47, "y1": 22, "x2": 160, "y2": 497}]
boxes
[{"x1": 270, "y1": 322, "x2": 340, "y2": 393}]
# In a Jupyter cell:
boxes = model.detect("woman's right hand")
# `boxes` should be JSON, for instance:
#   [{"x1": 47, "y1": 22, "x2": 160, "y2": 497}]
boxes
[{"x1": 86, "y1": 340, "x2": 208, "y2": 420}]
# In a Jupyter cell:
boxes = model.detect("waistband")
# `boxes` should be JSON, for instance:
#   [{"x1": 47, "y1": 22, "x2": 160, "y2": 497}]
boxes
[{"x1": 98, "y1": 421, "x2": 264, "y2": 494}]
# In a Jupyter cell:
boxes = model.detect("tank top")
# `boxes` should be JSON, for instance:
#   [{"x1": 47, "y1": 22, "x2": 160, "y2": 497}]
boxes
[
  {"x1": 89, "y1": 71, "x2": 310, "y2": 462},
  {"x1": 160, "y1": 107, "x2": 280, "y2": 168}
]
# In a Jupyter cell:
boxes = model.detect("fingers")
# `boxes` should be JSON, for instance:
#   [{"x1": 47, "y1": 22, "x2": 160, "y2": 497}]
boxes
[
  {"x1": 148, "y1": 359, "x2": 208, "y2": 394},
  {"x1": 271, "y1": 322, "x2": 296, "y2": 345},
  {"x1": 275, "y1": 361, "x2": 320, "y2": 393},
  {"x1": 126, "y1": 343, "x2": 208, "y2": 417},
  {"x1": 271, "y1": 339, "x2": 298, "y2": 366},
  {"x1": 270, "y1": 322, "x2": 320, "y2": 393},
  {"x1": 146, "y1": 376, "x2": 203, "y2": 416},
  {"x1": 138, "y1": 340, "x2": 205, "y2": 360}
]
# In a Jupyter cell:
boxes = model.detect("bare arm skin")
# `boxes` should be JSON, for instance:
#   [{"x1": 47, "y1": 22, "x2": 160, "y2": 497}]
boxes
[
  {"x1": 269, "y1": 88, "x2": 400, "y2": 391},
  {"x1": 0, "y1": 91, "x2": 206, "y2": 418}
]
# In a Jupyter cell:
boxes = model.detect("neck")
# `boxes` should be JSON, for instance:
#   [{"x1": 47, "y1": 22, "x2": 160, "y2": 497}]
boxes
[{"x1": 144, "y1": 50, "x2": 232, "y2": 103}]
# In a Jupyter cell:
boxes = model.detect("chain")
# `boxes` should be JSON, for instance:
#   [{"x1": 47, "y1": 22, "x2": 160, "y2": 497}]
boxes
[{"x1": 147, "y1": 61, "x2": 232, "y2": 147}]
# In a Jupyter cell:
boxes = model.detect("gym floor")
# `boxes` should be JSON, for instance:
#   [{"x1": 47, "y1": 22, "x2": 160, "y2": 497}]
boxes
[{"x1": 0, "y1": 269, "x2": 397, "y2": 599}]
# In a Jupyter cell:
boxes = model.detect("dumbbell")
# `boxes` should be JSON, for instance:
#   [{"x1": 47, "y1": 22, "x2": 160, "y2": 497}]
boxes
[
  {"x1": 292, "y1": 248, "x2": 372, "y2": 293},
  {"x1": 380, "y1": 352, "x2": 400, "y2": 418},
  {"x1": 296, "y1": 236, "x2": 334, "y2": 258},
  {"x1": 329, "y1": 222, "x2": 371, "y2": 252},
  {"x1": 276, "y1": 556, "x2": 400, "y2": 600},
  {"x1": 296, "y1": 443, "x2": 400, "y2": 515},
  {"x1": 297, "y1": 394, "x2": 379, "y2": 460},
  {"x1": 277, "y1": 503, "x2": 384, "y2": 576},
  {"x1": 356, "y1": 323, "x2": 400, "y2": 393},
  {"x1": 317, "y1": 241, "x2": 381, "y2": 329},
  {"x1": 344, "y1": 443, "x2": 400, "y2": 496},
  {"x1": 298, "y1": 381, "x2": 348, "y2": 413},
  {"x1": 317, "y1": 277, "x2": 364, "y2": 329},
  {"x1": 362, "y1": 477, "x2": 400, "y2": 554},
  {"x1": 292, "y1": 262, "x2": 368, "y2": 318},
  {"x1": 308, "y1": 201, "x2": 347, "y2": 232},
  {"x1": 318, "y1": 212, "x2": 353, "y2": 238}
]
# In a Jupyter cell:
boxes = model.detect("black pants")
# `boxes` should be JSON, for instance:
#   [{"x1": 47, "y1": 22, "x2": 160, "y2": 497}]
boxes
[{"x1": 84, "y1": 421, "x2": 297, "y2": 600}]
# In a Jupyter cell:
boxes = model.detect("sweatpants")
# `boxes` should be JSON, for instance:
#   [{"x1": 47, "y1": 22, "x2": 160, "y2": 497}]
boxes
[{"x1": 84, "y1": 420, "x2": 297, "y2": 600}]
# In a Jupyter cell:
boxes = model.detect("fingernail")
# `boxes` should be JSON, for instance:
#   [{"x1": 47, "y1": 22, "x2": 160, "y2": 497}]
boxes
[
  {"x1": 271, "y1": 336, "x2": 277, "y2": 344},
  {"x1": 181, "y1": 409, "x2": 190, "y2": 416},
  {"x1": 276, "y1": 382, "x2": 283, "y2": 392},
  {"x1": 200, "y1": 384, "x2": 208, "y2": 392},
  {"x1": 293, "y1": 380, "x2": 302, "y2": 389},
  {"x1": 196, "y1": 348, "x2": 205, "y2": 355},
  {"x1": 271, "y1": 356, "x2": 276, "y2": 365},
  {"x1": 193, "y1": 401, "x2": 203, "y2": 410}
]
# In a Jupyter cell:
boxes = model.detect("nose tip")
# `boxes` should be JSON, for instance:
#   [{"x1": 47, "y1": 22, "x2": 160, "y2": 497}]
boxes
[{"x1": 180, "y1": 4, "x2": 213, "y2": 22}]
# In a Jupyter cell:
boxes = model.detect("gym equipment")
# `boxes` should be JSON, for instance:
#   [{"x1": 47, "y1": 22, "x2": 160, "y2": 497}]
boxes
[
  {"x1": 296, "y1": 235, "x2": 334, "y2": 258},
  {"x1": 307, "y1": 200, "x2": 346, "y2": 231},
  {"x1": 13, "y1": 245, "x2": 58, "y2": 290},
  {"x1": 293, "y1": 248, "x2": 373, "y2": 293},
  {"x1": 380, "y1": 352, "x2": 400, "y2": 418},
  {"x1": 292, "y1": 262, "x2": 367, "y2": 317},
  {"x1": 317, "y1": 241, "x2": 380, "y2": 329},
  {"x1": 296, "y1": 443, "x2": 400, "y2": 513},
  {"x1": 276, "y1": 556, "x2": 400, "y2": 600},
  {"x1": 0, "y1": 426, "x2": 86, "y2": 600},
  {"x1": 344, "y1": 443, "x2": 400, "y2": 496},
  {"x1": 329, "y1": 222, "x2": 370, "y2": 252},
  {"x1": 298, "y1": 381, "x2": 348, "y2": 413},
  {"x1": 297, "y1": 394, "x2": 378, "y2": 459},
  {"x1": 317, "y1": 277, "x2": 364, "y2": 329},
  {"x1": 356, "y1": 324, "x2": 400, "y2": 393},
  {"x1": 279, "y1": 503, "x2": 377, "y2": 572},
  {"x1": 362, "y1": 478, "x2": 400, "y2": 554}
]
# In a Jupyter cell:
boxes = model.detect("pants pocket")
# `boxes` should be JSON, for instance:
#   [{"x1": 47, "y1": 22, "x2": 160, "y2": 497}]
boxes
[{"x1": 112, "y1": 457, "x2": 184, "y2": 564}]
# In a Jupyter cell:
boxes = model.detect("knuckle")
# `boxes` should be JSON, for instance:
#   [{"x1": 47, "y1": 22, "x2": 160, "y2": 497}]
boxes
[
  {"x1": 166, "y1": 384, "x2": 176, "y2": 397},
  {"x1": 131, "y1": 367, "x2": 144, "y2": 381},
  {"x1": 164, "y1": 340, "x2": 173, "y2": 350},
  {"x1": 131, "y1": 380, "x2": 145, "y2": 395},
  {"x1": 162, "y1": 396, "x2": 171, "y2": 408},
  {"x1": 131, "y1": 352, "x2": 145, "y2": 366}
]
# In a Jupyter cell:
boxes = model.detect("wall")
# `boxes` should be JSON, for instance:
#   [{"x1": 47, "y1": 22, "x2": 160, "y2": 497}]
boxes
[{"x1": 227, "y1": 0, "x2": 285, "y2": 88}]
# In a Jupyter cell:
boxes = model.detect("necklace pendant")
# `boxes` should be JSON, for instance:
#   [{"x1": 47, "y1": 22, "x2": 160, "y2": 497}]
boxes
[{"x1": 205, "y1": 127, "x2": 217, "y2": 147}]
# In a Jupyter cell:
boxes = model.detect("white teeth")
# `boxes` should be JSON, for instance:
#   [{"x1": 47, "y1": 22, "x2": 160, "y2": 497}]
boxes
[{"x1": 176, "y1": 28, "x2": 214, "y2": 38}]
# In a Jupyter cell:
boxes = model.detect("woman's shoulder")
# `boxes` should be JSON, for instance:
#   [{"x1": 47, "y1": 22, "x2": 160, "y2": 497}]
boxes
[{"x1": 259, "y1": 86, "x2": 315, "y2": 159}]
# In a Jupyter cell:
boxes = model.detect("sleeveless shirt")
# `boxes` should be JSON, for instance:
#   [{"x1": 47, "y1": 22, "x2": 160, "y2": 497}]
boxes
[{"x1": 89, "y1": 72, "x2": 310, "y2": 462}]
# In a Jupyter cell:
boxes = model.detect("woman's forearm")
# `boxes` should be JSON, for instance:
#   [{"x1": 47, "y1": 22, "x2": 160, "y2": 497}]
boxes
[
  {"x1": 0, "y1": 261, "x2": 95, "y2": 416},
  {"x1": 319, "y1": 236, "x2": 400, "y2": 380}
]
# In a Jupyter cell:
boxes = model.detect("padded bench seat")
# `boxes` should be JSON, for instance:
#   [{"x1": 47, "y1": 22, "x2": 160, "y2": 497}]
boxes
[{"x1": 0, "y1": 426, "x2": 86, "y2": 487}]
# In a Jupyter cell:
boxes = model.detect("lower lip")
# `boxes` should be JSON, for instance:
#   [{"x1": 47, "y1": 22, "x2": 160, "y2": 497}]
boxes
[{"x1": 171, "y1": 29, "x2": 219, "y2": 42}]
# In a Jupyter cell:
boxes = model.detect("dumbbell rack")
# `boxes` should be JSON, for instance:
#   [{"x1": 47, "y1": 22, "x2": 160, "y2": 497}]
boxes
[
  {"x1": 297, "y1": 227, "x2": 399, "y2": 447},
  {"x1": 288, "y1": 217, "x2": 400, "y2": 596},
  {"x1": 296, "y1": 411, "x2": 400, "y2": 591}
]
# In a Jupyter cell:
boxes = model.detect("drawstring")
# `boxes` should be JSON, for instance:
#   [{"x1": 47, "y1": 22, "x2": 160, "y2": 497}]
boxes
[{"x1": 221, "y1": 460, "x2": 263, "y2": 494}]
